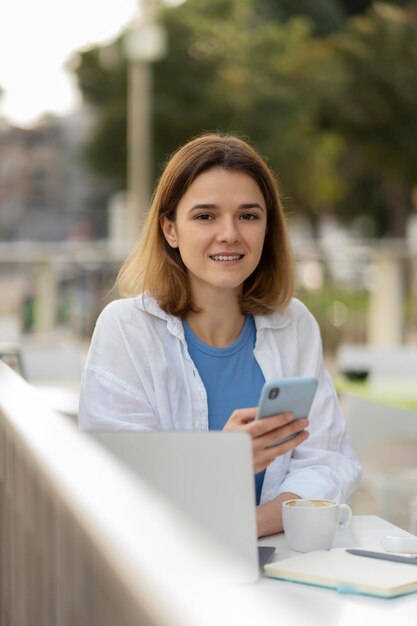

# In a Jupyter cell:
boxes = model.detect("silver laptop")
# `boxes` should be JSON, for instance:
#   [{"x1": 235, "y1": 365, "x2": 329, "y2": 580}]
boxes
[{"x1": 90, "y1": 431, "x2": 272, "y2": 582}]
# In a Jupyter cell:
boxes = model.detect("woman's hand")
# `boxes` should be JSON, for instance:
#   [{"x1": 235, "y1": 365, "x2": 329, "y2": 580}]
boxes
[
  {"x1": 256, "y1": 492, "x2": 301, "y2": 537},
  {"x1": 223, "y1": 408, "x2": 309, "y2": 474}
]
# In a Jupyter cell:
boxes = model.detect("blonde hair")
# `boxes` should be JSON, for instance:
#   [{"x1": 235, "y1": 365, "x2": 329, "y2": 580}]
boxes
[{"x1": 116, "y1": 133, "x2": 295, "y2": 315}]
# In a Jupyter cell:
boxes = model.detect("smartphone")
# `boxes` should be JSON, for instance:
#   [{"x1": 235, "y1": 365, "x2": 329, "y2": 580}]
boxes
[{"x1": 256, "y1": 376, "x2": 318, "y2": 446}]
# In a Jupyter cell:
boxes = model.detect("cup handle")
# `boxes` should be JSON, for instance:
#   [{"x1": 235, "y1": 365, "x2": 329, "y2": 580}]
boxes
[{"x1": 338, "y1": 504, "x2": 352, "y2": 529}]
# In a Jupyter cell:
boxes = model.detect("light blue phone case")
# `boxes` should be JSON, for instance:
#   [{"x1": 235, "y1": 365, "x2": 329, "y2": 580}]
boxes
[{"x1": 256, "y1": 376, "x2": 318, "y2": 446}]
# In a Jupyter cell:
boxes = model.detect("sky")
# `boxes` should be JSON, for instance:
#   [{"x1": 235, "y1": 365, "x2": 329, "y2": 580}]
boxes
[{"x1": 0, "y1": 0, "x2": 138, "y2": 127}]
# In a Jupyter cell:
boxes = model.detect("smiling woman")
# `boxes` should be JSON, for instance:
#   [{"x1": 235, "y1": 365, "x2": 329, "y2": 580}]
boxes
[
  {"x1": 117, "y1": 134, "x2": 295, "y2": 316},
  {"x1": 78, "y1": 133, "x2": 361, "y2": 538},
  {"x1": 160, "y1": 168, "x2": 268, "y2": 302}
]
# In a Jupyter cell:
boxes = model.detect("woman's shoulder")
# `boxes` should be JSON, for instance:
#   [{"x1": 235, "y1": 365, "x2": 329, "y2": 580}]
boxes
[
  {"x1": 287, "y1": 298, "x2": 320, "y2": 335},
  {"x1": 257, "y1": 297, "x2": 316, "y2": 329},
  {"x1": 95, "y1": 293, "x2": 178, "y2": 333},
  {"x1": 287, "y1": 297, "x2": 315, "y2": 320},
  {"x1": 96, "y1": 296, "x2": 137, "y2": 325}
]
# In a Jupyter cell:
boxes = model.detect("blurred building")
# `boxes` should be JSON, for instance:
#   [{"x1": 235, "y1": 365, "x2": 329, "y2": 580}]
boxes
[{"x1": 0, "y1": 107, "x2": 111, "y2": 241}]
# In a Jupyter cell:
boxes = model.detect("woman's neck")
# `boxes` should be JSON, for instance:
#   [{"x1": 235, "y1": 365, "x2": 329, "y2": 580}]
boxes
[{"x1": 185, "y1": 290, "x2": 245, "y2": 347}]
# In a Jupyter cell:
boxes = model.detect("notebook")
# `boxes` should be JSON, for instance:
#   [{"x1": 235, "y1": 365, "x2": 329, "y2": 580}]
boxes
[
  {"x1": 264, "y1": 547, "x2": 417, "y2": 598},
  {"x1": 90, "y1": 431, "x2": 272, "y2": 582}
]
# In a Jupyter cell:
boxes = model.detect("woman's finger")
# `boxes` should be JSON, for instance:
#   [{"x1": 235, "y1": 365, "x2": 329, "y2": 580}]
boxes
[
  {"x1": 223, "y1": 408, "x2": 257, "y2": 429},
  {"x1": 260, "y1": 418, "x2": 309, "y2": 448},
  {"x1": 253, "y1": 430, "x2": 309, "y2": 473},
  {"x1": 245, "y1": 412, "x2": 294, "y2": 438}
]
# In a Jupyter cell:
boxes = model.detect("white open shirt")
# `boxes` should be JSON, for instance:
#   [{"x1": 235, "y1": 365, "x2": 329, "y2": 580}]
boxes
[{"x1": 79, "y1": 293, "x2": 361, "y2": 505}]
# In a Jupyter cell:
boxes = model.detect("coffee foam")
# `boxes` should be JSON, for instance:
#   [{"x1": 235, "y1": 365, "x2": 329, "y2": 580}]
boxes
[{"x1": 285, "y1": 499, "x2": 336, "y2": 508}]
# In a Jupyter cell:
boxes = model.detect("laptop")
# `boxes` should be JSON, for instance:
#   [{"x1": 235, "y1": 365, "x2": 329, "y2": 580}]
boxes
[{"x1": 90, "y1": 431, "x2": 274, "y2": 582}]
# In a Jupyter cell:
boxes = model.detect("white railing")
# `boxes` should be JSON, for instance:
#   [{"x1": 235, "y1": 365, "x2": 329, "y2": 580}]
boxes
[
  {"x1": 0, "y1": 361, "x2": 280, "y2": 626},
  {"x1": 0, "y1": 238, "x2": 416, "y2": 348},
  {"x1": 293, "y1": 237, "x2": 417, "y2": 348}
]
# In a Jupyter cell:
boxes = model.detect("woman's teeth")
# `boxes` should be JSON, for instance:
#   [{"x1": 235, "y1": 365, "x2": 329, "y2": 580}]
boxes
[{"x1": 210, "y1": 255, "x2": 242, "y2": 261}]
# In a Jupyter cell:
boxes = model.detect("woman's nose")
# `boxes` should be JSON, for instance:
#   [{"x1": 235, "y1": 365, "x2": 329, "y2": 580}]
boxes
[{"x1": 217, "y1": 219, "x2": 241, "y2": 243}]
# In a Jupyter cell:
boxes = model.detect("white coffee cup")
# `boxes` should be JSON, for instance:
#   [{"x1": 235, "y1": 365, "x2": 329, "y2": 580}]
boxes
[{"x1": 282, "y1": 499, "x2": 352, "y2": 552}]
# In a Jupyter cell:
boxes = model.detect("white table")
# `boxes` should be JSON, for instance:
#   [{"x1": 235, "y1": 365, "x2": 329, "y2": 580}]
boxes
[{"x1": 253, "y1": 516, "x2": 417, "y2": 625}]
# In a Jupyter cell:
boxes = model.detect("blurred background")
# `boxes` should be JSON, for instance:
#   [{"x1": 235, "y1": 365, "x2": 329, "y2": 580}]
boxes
[
  {"x1": 1, "y1": 0, "x2": 416, "y2": 358},
  {"x1": 0, "y1": 0, "x2": 417, "y2": 530}
]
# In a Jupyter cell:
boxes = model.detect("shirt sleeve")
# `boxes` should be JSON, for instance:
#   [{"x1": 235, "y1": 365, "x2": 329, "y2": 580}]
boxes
[
  {"x1": 78, "y1": 302, "x2": 160, "y2": 432},
  {"x1": 276, "y1": 371, "x2": 361, "y2": 503},
  {"x1": 262, "y1": 304, "x2": 362, "y2": 504},
  {"x1": 79, "y1": 366, "x2": 160, "y2": 431}
]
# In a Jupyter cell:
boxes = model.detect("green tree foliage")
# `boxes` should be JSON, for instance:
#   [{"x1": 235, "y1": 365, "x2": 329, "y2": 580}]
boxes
[
  {"x1": 256, "y1": 0, "x2": 346, "y2": 35},
  {"x1": 73, "y1": 0, "x2": 417, "y2": 237},
  {"x1": 74, "y1": 42, "x2": 127, "y2": 187},
  {"x1": 339, "y1": 0, "x2": 372, "y2": 15},
  {"x1": 152, "y1": 0, "x2": 236, "y2": 170},
  {"x1": 327, "y1": 3, "x2": 417, "y2": 236},
  {"x1": 75, "y1": 0, "x2": 344, "y2": 225}
]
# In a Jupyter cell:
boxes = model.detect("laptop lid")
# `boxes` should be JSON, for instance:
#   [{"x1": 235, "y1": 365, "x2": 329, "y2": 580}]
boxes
[{"x1": 90, "y1": 431, "x2": 260, "y2": 582}]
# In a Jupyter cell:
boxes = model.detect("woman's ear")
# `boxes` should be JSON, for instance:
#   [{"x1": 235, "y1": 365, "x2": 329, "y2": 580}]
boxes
[{"x1": 160, "y1": 217, "x2": 178, "y2": 248}]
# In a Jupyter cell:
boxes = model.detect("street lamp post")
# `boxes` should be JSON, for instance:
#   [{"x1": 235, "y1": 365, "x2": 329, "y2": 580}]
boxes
[{"x1": 124, "y1": 1, "x2": 166, "y2": 246}]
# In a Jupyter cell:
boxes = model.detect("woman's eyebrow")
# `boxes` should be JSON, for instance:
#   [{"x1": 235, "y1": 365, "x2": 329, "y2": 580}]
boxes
[
  {"x1": 189, "y1": 203, "x2": 217, "y2": 211},
  {"x1": 239, "y1": 203, "x2": 264, "y2": 211},
  {"x1": 189, "y1": 202, "x2": 265, "y2": 211}
]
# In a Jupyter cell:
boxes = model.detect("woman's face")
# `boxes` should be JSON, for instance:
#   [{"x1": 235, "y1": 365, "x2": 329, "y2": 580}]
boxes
[{"x1": 161, "y1": 167, "x2": 267, "y2": 300}]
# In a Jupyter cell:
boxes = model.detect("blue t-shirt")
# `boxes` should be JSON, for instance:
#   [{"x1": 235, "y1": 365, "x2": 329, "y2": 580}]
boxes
[{"x1": 183, "y1": 316, "x2": 266, "y2": 505}]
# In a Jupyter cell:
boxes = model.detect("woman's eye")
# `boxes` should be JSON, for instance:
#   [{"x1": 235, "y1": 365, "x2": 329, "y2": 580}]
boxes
[
  {"x1": 241, "y1": 213, "x2": 258, "y2": 220},
  {"x1": 195, "y1": 213, "x2": 213, "y2": 221}
]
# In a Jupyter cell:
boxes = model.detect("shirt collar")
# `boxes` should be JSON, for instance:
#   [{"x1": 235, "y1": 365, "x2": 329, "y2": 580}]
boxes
[
  {"x1": 254, "y1": 307, "x2": 292, "y2": 331},
  {"x1": 134, "y1": 292, "x2": 185, "y2": 338}
]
